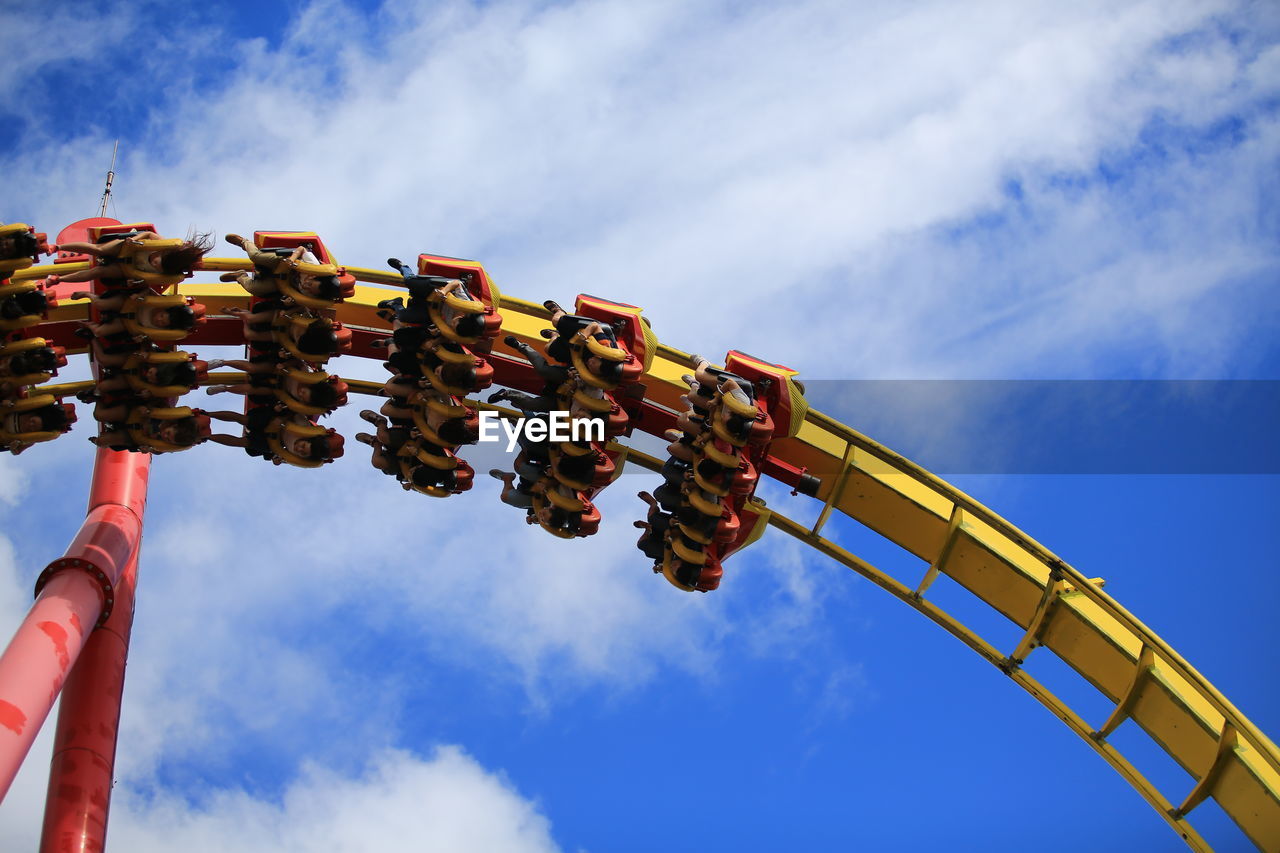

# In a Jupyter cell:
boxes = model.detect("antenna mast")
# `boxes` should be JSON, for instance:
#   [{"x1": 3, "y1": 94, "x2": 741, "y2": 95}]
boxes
[{"x1": 97, "y1": 140, "x2": 119, "y2": 217}]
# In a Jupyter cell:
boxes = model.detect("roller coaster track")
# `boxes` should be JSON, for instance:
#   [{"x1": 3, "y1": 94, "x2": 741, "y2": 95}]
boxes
[{"x1": 8, "y1": 253, "x2": 1280, "y2": 851}]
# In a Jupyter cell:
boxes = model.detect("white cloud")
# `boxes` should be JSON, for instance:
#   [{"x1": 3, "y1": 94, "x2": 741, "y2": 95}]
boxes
[
  {"x1": 112, "y1": 747, "x2": 558, "y2": 853},
  {"x1": 0, "y1": 6, "x2": 136, "y2": 111},
  {"x1": 4, "y1": 0, "x2": 1275, "y2": 382},
  {"x1": 0, "y1": 457, "x2": 29, "y2": 510}
]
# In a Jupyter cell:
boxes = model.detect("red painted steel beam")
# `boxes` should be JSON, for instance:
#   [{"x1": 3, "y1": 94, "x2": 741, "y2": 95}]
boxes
[
  {"x1": 0, "y1": 448, "x2": 149, "y2": 807},
  {"x1": 38, "y1": 550, "x2": 139, "y2": 853},
  {"x1": 37, "y1": 447, "x2": 150, "y2": 853}
]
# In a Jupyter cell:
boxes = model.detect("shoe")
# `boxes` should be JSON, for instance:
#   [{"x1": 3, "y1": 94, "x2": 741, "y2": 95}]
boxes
[
  {"x1": 688, "y1": 353, "x2": 705, "y2": 368},
  {"x1": 206, "y1": 358, "x2": 227, "y2": 370},
  {"x1": 542, "y1": 300, "x2": 563, "y2": 314},
  {"x1": 376, "y1": 310, "x2": 395, "y2": 322},
  {"x1": 359, "y1": 410, "x2": 382, "y2": 425},
  {"x1": 207, "y1": 385, "x2": 230, "y2": 394},
  {"x1": 539, "y1": 328, "x2": 554, "y2": 339},
  {"x1": 503, "y1": 335, "x2": 521, "y2": 348},
  {"x1": 224, "y1": 234, "x2": 245, "y2": 247},
  {"x1": 369, "y1": 338, "x2": 390, "y2": 349},
  {"x1": 376, "y1": 297, "x2": 404, "y2": 310},
  {"x1": 219, "y1": 272, "x2": 243, "y2": 282},
  {"x1": 75, "y1": 389, "x2": 97, "y2": 403},
  {"x1": 488, "y1": 390, "x2": 510, "y2": 404},
  {"x1": 387, "y1": 258, "x2": 404, "y2": 271},
  {"x1": 73, "y1": 327, "x2": 94, "y2": 340},
  {"x1": 488, "y1": 469, "x2": 506, "y2": 480},
  {"x1": 355, "y1": 432, "x2": 376, "y2": 446}
]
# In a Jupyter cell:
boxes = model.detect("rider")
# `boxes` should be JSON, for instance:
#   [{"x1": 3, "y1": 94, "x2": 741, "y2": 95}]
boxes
[
  {"x1": 1, "y1": 399, "x2": 72, "y2": 454},
  {"x1": 54, "y1": 230, "x2": 212, "y2": 283},
  {"x1": 0, "y1": 228, "x2": 41, "y2": 262},
  {"x1": 89, "y1": 407, "x2": 207, "y2": 454},
  {"x1": 0, "y1": 288, "x2": 52, "y2": 322}
]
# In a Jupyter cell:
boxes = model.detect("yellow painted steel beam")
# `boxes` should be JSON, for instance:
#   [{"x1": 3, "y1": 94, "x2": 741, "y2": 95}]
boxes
[
  {"x1": 809, "y1": 438, "x2": 852, "y2": 536},
  {"x1": 914, "y1": 504, "x2": 962, "y2": 599},
  {"x1": 761, "y1": 510, "x2": 1213, "y2": 851}
]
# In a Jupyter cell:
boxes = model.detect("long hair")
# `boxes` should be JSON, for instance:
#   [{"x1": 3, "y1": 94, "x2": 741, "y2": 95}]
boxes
[
  {"x1": 2, "y1": 230, "x2": 39, "y2": 259},
  {"x1": 165, "y1": 305, "x2": 198, "y2": 330},
  {"x1": 296, "y1": 319, "x2": 339, "y2": 355},
  {"x1": 37, "y1": 405, "x2": 70, "y2": 432},
  {"x1": 153, "y1": 361, "x2": 198, "y2": 387},
  {"x1": 307, "y1": 381, "x2": 340, "y2": 409},
  {"x1": 169, "y1": 418, "x2": 202, "y2": 446},
  {"x1": 436, "y1": 417, "x2": 476, "y2": 445},
  {"x1": 158, "y1": 230, "x2": 214, "y2": 274}
]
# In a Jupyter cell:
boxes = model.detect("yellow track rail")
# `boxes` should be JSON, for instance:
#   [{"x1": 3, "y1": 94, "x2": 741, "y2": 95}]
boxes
[{"x1": 20, "y1": 259, "x2": 1279, "y2": 850}]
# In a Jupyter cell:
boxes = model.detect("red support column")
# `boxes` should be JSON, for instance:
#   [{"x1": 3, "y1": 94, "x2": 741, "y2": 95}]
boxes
[
  {"x1": 38, "y1": 550, "x2": 139, "y2": 853},
  {"x1": 0, "y1": 447, "x2": 149, "y2": 813},
  {"x1": 39, "y1": 447, "x2": 150, "y2": 853}
]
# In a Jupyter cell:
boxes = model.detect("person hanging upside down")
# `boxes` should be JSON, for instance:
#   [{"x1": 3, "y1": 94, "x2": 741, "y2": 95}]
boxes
[
  {"x1": 205, "y1": 358, "x2": 348, "y2": 413},
  {"x1": 540, "y1": 301, "x2": 613, "y2": 360},
  {"x1": 221, "y1": 235, "x2": 343, "y2": 306},
  {"x1": 528, "y1": 498, "x2": 572, "y2": 533},
  {"x1": 219, "y1": 234, "x2": 329, "y2": 298},
  {"x1": 225, "y1": 306, "x2": 349, "y2": 360},
  {"x1": 567, "y1": 323, "x2": 628, "y2": 386},
  {"x1": 1, "y1": 398, "x2": 73, "y2": 454},
  {"x1": 0, "y1": 288, "x2": 52, "y2": 323},
  {"x1": 430, "y1": 279, "x2": 488, "y2": 339},
  {"x1": 383, "y1": 259, "x2": 467, "y2": 325},
  {"x1": 356, "y1": 410, "x2": 414, "y2": 458},
  {"x1": 105, "y1": 354, "x2": 207, "y2": 397},
  {"x1": 401, "y1": 458, "x2": 463, "y2": 492},
  {"x1": 634, "y1": 490, "x2": 674, "y2": 561},
  {"x1": 53, "y1": 231, "x2": 212, "y2": 283},
  {"x1": 89, "y1": 406, "x2": 209, "y2": 454},
  {"x1": 501, "y1": 334, "x2": 572, "y2": 396},
  {"x1": 0, "y1": 343, "x2": 64, "y2": 396},
  {"x1": 537, "y1": 301, "x2": 626, "y2": 378},
  {"x1": 205, "y1": 408, "x2": 342, "y2": 464},
  {"x1": 359, "y1": 420, "x2": 466, "y2": 493},
  {"x1": 490, "y1": 468, "x2": 544, "y2": 509},
  {"x1": 0, "y1": 228, "x2": 41, "y2": 262},
  {"x1": 664, "y1": 414, "x2": 712, "y2": 461},
  {"x1": 487, "y1": 386, "x2": 558, "y2": 415},
  {"x1": 84, "y1": 334, "x2": 149, "y2": 370},
  {"x1": 684, "y1": 354, "x2": 754, "y2": 406},
  {"x1": 84, "y1": 385, "x2": 139, "y2": 425},
  {"x1": 356, "y1": 423, "x2": 434, "y2": 480},
  {"x1": 73, "y1": 291, "x2": 200, "y2": 338},
  {"x1": 77, "y1": 359, "x2": 203, "y2": 408}
]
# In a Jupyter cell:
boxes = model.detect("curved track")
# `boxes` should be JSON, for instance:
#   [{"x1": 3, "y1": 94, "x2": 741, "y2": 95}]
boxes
[{"x1": 9, "y1": 247, "x2": 1279, "y2": 851}]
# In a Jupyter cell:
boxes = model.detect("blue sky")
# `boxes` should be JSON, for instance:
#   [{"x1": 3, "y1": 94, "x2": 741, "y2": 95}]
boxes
[{"x1": 1, "y1": 0, "x2": 1278, "y2": 850}]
